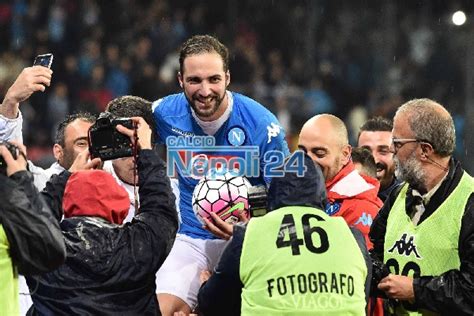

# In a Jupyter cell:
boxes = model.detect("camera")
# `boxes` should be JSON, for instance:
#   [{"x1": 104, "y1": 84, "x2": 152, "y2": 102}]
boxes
[
  {"x1": 0, "y1": 142, "x2": 19, "y2": 175},
  {"x1": 33, "y1": 53, "x2": 54, "y2": 69},
  {"x1": 88, "y1": 112, "x2": 135, "y2": 161},
  {"x1": 248, "y1": 185, "x2": 268, "y2": 217}
]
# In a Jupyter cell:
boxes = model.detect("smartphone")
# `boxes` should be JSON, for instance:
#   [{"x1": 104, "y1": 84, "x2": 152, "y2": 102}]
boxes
[{"x1": 33, "y1": 53, "x2": 54, "y2": 68}]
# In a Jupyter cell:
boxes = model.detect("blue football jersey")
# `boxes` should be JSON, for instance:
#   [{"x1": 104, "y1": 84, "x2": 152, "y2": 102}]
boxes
[{"x1": 153, "y1": 91, "x2": 290, "y2": 239}]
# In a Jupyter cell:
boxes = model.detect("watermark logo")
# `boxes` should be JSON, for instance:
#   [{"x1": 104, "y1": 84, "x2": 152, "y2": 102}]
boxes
[{"x1": 166, "y1": 135, "x2": 306, "y2": 179}]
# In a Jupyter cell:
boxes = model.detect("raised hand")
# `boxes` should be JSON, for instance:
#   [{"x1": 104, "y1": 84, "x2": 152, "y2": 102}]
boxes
[
  {"x1": 0, "y1": 66, "x2": 53, "y2": 118},
  {"x1": 68, "y1": 150, "x2": 102, "y2": 172}
]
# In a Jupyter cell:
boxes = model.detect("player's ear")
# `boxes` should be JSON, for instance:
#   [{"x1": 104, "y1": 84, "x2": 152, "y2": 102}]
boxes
[
  {"x1": 178, "y1": 72, "x2": 184, "y2": 88},
  {"x1": 225, "y1": 70, "x2": 230, "y2": 88},
  {"x1": 53, "y1": 143, "x2": 63, "y2": 162},
  {"x1": 341, "y1": 145, "x2": 352, "y2": 165}
]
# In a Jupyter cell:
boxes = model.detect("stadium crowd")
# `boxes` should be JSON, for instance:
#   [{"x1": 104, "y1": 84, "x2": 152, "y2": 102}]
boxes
[
  {"x1": 0, "y1": 1, "x2": 469, "y2": 164},
  {"x1": 1, "y1": 1, "x2": 473, "y2": 316}
]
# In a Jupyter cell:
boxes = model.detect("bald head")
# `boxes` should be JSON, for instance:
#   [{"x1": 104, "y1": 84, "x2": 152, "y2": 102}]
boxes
[
  {"x1": 298, "y1": 114, "x2": 351, "y2": 182},
  {"x1": 301, "y1": 114, "x2": 349, "y2": 148},
  {"x1": 395, "y1": 98, "x2": 455, "y2": 157}
]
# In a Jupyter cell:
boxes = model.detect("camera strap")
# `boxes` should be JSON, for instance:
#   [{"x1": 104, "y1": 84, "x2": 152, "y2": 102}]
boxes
[{"x1": 133, "y1": 124, "x2": 139, "y2": 211}]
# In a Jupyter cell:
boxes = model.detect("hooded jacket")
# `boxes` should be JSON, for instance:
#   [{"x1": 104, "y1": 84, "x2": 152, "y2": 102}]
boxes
[
  {"x1": 27, "y1": 150, "x2": 178, "y2": 316},
  {"x1": 198, "y1": 153, "x2": 372, "y2": 315},
  {"x1": 325, "y1": 161, "x2": 383, "y2": 247},
  {"x1": 0, "y1": 171, "x2": 66, "y2": 315}
]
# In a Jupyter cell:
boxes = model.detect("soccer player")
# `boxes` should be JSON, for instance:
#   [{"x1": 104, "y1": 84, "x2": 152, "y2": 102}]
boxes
[{"x1": 153, "y1": 35, "x2": 290, "y2": 315}]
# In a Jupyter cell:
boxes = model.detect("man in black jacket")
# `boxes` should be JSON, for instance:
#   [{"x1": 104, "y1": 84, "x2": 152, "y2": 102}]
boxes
[
  {"x1": 370, "y1": 98, "x2": 474, "y2": 315},
  {"x1": 198, "y1": 153, "x2": 372, "y2": 315},
  {"x1": 27, "y1": 117, "x2": 179, "y2": 315},
  {"x1": 0, "y1": 142, "x2": 66, "y2": 315},
  {"x1": 358, "y1": 117, "x2": 401, "y2": 202}
]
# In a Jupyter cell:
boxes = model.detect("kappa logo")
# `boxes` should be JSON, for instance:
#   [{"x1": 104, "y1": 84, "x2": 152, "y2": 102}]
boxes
[
  {"x1": 388, "y1": 233, "x2": 422, "y2": 259},
  {"x1": 267, "y1": 123, "x2": 281, "y2": 144},
  {"x1": 354, "y1": 212, "x2": 373, "y2": 227}
]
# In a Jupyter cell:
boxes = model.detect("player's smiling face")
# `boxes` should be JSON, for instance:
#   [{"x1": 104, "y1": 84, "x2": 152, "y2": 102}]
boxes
[{"x1": 179, "y1": 52, "x2": 230, "y2": 122}]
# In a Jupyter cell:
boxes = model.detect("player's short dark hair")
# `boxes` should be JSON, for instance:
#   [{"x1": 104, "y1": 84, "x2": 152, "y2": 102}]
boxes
[
  {"x1": 352, "y1": 147, "x2": 377, "y2": 178},
  {"x1": 358, "y1": 117, "x2": 393, "y2": 141},
  {"x1": 360, "y1": 116, "x2": 393, "y2": 133},
  {"x1": 179, "y1": 35, "x2": 229, "y2": 74},
  {"x1": 55, "y1": 112, "x2": 96, "y2": 147},
  {"x1": 106, "y1": 95, "x2": 156, "y2": 142}
]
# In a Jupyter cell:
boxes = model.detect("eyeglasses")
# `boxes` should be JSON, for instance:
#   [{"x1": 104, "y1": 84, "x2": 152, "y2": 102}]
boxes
[{"x1": 391, "y1": 138, "x2": 420, "y2": 154}]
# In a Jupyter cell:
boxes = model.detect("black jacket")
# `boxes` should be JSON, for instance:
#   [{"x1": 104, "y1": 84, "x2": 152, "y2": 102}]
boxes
[
  {"x1": 378, "y1": 176, "x2": 402, "y2": 203},
  {"x1": 27, "y1": 150, "x2": 178, "y2": 315},
  {"x1": 369, "y1": 159, "x2": 474, "y2": 315},
  {"x1": 0, "y1": 170, "x2": 66, "y2": 275},
  {"x1": 198, "y1": 154, "x2": 372, "y2": 315}
]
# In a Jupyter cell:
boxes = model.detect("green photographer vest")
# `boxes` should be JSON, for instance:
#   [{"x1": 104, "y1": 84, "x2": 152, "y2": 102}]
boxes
[
  {"x1": 384, "y1": 172, "x2": 474, "y2": 316},
  {"x1": 240, "y1": 206, "x2": 367, "y2": 315},
  {"x1": 0, "y1": 224, "x2": 19, "y2": 315}
]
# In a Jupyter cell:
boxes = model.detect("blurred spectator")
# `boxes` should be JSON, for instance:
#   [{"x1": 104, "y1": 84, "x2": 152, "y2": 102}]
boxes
[{"x1": 47, "y1": 82, "x2": 69, "y2": 140}]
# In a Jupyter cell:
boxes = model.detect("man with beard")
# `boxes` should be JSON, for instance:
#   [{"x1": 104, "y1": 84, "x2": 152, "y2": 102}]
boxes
[
  {"x1": 370, "y1": 98, "x2": 474, "y2": 315},
  {"x1": 358, "y1": 117, "x2": 401, "y2": 201},
  {"x1": 298, "y1": 114, "x2": 383, "y2": 247},
  {"x1": 152, "y1": 35, "x2": 290, "y2": 315}
]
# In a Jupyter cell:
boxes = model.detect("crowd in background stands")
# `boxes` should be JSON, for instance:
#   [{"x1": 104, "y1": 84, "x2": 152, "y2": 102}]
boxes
[{"x1": 0, "y1": 0, "x2": 469, "y2": 166}]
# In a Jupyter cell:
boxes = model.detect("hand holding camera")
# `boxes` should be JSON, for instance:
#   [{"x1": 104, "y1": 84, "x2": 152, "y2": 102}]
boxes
[
  {"x1": 88, "y1": 112, "x2": 135, "y2": 160},
  {"x1": 116, "y1": 117, "x2": 152, "y2": 150},
  {"x1": 88, "y1": 112, "x2": 152, "y2": 160},
  {"x1": 0, "y1": 141, "x2": 28, "y2": 177}
]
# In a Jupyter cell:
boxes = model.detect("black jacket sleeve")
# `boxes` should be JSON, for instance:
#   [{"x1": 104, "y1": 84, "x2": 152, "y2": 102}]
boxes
[
  {"x1": 198, "y1": 223, "x2": 246, "y2": 316},
  {"x1": 125, "y1": 149, "x2": 179, "y2": 270},
  {"x1": 350, "y1": 226, "x2": 373, "y2": 307},
  {"x1": 0, "y1": 171, "x2": 66, "y2": 275},
  {"x1": 412, "y1": 194, "x2": 474, "y2": 315},
  {"x1": 41, "y1": 170, "x2": 72, "y2": 221}
]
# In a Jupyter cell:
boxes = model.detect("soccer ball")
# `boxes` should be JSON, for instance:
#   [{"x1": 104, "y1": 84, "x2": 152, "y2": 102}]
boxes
[{"x1": 192, "y1": 171, "x2": 251, "y2": 225}]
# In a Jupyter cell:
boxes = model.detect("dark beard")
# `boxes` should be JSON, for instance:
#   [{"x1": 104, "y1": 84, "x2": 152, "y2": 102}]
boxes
[
  {"x1": 61, "y1": 150, "x2": 75, "y2": 170},
  {"x1": 187, "y1": 92, "x2": 226, "y2": 119}
]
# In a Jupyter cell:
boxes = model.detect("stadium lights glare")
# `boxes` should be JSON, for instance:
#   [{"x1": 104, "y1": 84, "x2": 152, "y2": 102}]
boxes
[{"x1": 452, "y1": 11, "x2": 467, "y2": 26}]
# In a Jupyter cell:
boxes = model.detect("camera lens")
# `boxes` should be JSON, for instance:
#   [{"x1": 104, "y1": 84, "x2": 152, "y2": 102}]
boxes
[{"x1": 97, "y1": 118, "x2": 109, "y2": 127}]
